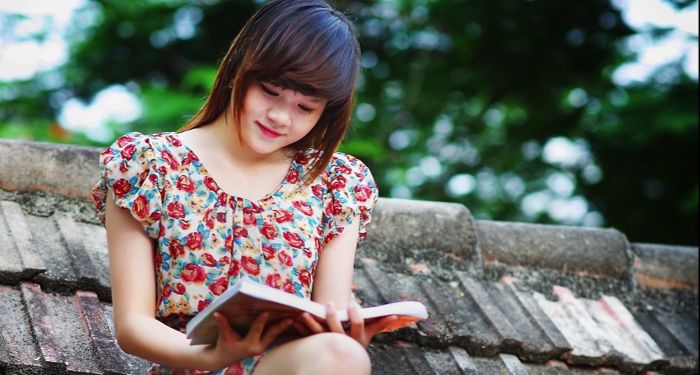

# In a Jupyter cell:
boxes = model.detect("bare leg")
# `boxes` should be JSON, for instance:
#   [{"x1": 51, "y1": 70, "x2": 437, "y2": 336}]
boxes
[{"x1": 254, "y1": 332, "x2": 371, "y2": 375}]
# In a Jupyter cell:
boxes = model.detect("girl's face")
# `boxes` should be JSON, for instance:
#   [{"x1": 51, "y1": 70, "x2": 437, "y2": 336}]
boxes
[{"x1": 237, "y1": 80, "x2": 327, "y2": 158}]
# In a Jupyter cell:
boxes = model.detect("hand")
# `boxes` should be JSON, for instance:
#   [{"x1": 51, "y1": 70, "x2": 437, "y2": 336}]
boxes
[
  {"x1": 298, "y1": 301, "x2": 398, "y2": 347},
  {"x1": 202, "y1": 312, "x2": 294, "y2": 371}
]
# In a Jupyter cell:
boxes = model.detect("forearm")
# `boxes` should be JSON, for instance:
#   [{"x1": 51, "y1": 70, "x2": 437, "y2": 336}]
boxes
[{"x1": 117, "y1": 315, "x2": 224, "y2": 371}]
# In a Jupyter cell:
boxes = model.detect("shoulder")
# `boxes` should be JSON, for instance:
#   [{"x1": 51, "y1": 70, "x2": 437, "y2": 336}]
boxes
[
  {"x1": 323, "y1": 152, "x2": 377, "y2": 199},
  {"x1": 101, "y1": 131, "x2": 182, "y2": 165},
  {"x1": 325, "y1": 152, "x2": 373, "y2": 178}
]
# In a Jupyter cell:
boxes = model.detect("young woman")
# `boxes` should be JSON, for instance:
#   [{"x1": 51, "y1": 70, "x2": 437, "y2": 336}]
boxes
[{"x1": 91, "y1": 0, "x2": 397, "y2": 373}]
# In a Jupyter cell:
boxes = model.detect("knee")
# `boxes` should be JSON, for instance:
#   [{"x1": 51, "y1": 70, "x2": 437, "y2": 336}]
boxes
[{"x1": 314, "y1": 333, "x2": 371, "y2": 374}]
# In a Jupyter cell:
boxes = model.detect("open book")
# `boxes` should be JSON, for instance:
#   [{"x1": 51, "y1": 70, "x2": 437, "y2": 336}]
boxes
[{"x1": 186, "y1": 278, "x2": 428, "y2": 345}]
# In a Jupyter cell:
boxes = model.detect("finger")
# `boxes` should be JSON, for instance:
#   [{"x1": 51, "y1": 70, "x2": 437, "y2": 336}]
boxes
[
  {"x1": 293, "y1": 319, "x2": 312, "y2": 336},
  {"x1": 347, "y1": 302, "x2": 365, "y2": 339},
  {"x1": 215, "y1": 312, "x2": 241, "y2": 342},
  {"x1": 261, "y1": 318, "x2": 294, "y2": 346},
  {"x1": 366, "y1": 315, "x2": 399, "y2": 335},
  {"x1": 301, "y1": 312, "x2": 325, "y2": 333},
  {"x1": 325, "y1": 301, "x2": 344, "y2": 333},
  {"x1": 246, "y1": 312, "x2": 270, "y2": 339}
]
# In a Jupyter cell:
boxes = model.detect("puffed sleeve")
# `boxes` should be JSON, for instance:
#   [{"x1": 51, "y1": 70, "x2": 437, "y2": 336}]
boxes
[
  {"x1": 91, "y1": 132, "x2": 162, "y2": 239},
  {"x1": 321, "y1": 153, "x2": 379, "y2": 246}
]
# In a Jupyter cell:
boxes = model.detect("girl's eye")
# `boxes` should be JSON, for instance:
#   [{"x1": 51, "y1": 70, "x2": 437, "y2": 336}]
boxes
[
  {"x1": 260, "y1": 83, "x2": 278, "y2": 96},
  {"x1": 299, "y1": 105, "x2": 313, "y2": 113}
]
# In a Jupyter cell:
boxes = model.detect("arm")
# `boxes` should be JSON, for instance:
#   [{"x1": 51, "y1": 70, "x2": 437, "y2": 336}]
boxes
[
  {"x1": 105, "y1": 190, "x2": 291, "y2": 370},
  {"x1": 306, "y1": 216, "x2": 397, "y2": 347},
  {"x1": 310, "y1": 217, "x2": 361, "y2": 309}
]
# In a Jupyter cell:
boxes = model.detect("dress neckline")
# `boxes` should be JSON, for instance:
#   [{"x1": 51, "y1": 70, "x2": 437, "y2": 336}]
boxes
[{"x1": 167, "y1": 131, "x2": 299, "y2": 204}]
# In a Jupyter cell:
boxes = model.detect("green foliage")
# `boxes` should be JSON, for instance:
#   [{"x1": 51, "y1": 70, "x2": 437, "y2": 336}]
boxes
[{"x1": 1, "y1": 0, "x2": 697, "y2": 245}]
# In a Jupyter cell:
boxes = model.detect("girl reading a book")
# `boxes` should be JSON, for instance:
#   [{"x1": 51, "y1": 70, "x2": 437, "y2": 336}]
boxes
[{"x1": 92, "y1": 0, "x2": 398, "y2": 373}]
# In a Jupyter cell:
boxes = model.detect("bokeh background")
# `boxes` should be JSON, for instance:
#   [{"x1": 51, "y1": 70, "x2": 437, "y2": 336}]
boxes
[{"x1": 1, "y1": 0, "x2": 697, "y2": 245}]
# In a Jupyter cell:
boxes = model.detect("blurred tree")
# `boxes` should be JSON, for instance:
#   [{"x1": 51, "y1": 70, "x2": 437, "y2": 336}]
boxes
[{"x1": 0, "y1": 0, "x2": 696, "y2": 245}]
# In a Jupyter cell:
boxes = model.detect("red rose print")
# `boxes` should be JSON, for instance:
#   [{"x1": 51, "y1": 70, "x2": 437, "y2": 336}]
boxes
[
  {"x1": 176, "y1": 175, "x2": 195, "y2": 193},
  {"x1": 328, "y1": 199, "x2": 343, "y2": 216},
  {"x1": 354, "y1": 184, "x2": 373, "y2": 202},
  {"x1": 243, "y1": 207, "x2": 256, "y2": 225},
  {"x1": 241, "y1": 256, "x2": 260, "y2": 276},
  {"x1": 283, "y1": 279, "x2": 295, "y2": 294},
  {"x1": 286, "y1": 169, "x2": 300, "y2": 184},
  {"x1": 204, "y1": 176, "x2": 219, "y2": 192},
  {"x1": 233, "y1": 225, "x2": 248, "y2": 240},
  {"x1": 303, "y1": 248, "x2": 312, "y2": 259},
  {"x1": 174, "y1": 283, "x2": 186, "y2": 295},
  {"x1": 102, "y1": 154, "x2": 114, "y2": 166},
  {"x1": 229, "y1": 259, "x2": 240, "y2": 276},
  {"x1": 182, "y1": 150, "x2": 198, "y2": 166},
  {"x1": 209, "y1": 277, "x2": 228, "y2": 296},
  {"x1": 330, "y1": 175, "x2": 346, "y2": 190},
  {"x1": 202, "y1": 253, "x2": 217, "y2": 267},
  {"x1": 169, "y1": 239, "x2": 184, "y2": 258},
  {"x1": 299, "y1": 269, "x2": 311, "y2": 288},
  {"x1": 216, "y1": 212, "x2": 227, "y2": 223},
  {"x1": 162, "y1": 284, "x2": 172, "y2": 298},
  {"x1": 262, "y1": 245, "x2": 276, "y2": 260},
  {"x1": 167, "y1": 201, "x2": 186, "y2": 219},
  {"x1": 186, "y1": 232, "x2": 203, "y2": 250},
  {"x1": 261, "y1": 222, "x2": 277, "y2": 240},
  {"x1": 203, "y1": 209, "x2": 215, "y2": 229},
  {"x1": 120, "y1": 143, "x2": 137, "y2": 160},
  {"x1": 180, "y1": 220, "x2": 191, "y2": 230},
  {"x1": 119, "y1": 162, "x2": 129, "y2": 174},
  {"x1": 336, "y1": 164, "x2": 352, "y2": 175},
  {"x1": 277, "y1": 250, "x2": 293, "y2": 266},
  {"x1": 166, "y1": 134, "x2": 182, "y2": 146},
  {"x1": 198, "y1": 300, "x2": 211, "y2": 311},
  {"x1": 224, "y1": 234, "x2": 233, "y2": 251},
  {"x1": 116, "y1": 135, "x2": 134, "y2": 147},
  {"x1": 150, "y1": 211, "x2": 161, "y2": 223},
  {"x1": 266, "y1": 274, "x2": 281, "y2": 289},
  {"x1": 293, "y1": 200, "x2": 313, "y2": 216},
  {"x1": 161, "y1": 149, "x2": 180, "y2": 169},
  {"x1": 218, "y1": 192, "x2": 227, "y2": 206},
  {"x1": 283, "y1": 232, "x2": 304, "y2": 249},
  {"x1": 181, "y1": 264, "x2": 206, "y2": 283},
  {"x1": 132, "y1": 195, "x2": 150, "y2": 219},
  {"x1": 273, "y1": 210, "x2": 293, "y2": 223},
  {"x1": 297, "y1": 154, "x2": 309, "y2": 165},
  {"x1": 113, "y1": 179, "x2": 131, "y2": 198},
  {"x1": 220, "y1": 255, "x2": 230, "y2": 264},
  {"x1": 311, "y1": 184, "x2": 323, "y2": 198}
]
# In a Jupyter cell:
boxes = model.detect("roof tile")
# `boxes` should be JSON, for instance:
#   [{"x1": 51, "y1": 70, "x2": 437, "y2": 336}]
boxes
[
  {"x1": 75, "y1": 291, "x2": 129, "y2": 374},
  {"x1": 498, "y1": 353, "x2": 529, "y2": 375},
  {"x1": 0, "y1": 201, "x2": 46, "y2": 278},
  {"x1": 0, "y1": 285, "x2": 43, "y2": 372},
  {"x1": 499, "y1": 280, "x2": 572, "y2": 355},
  {"x1": 19, "y1": 283, "x2": 65, "y2": 372},
  {"x1": 418, "y1": 273, "x2": 501, "y2": 352}
]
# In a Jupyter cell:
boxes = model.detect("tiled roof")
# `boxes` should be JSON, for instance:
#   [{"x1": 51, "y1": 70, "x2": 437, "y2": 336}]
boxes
[{"x1": 0, "y1": 138, "x2": 697, "y2": 374}]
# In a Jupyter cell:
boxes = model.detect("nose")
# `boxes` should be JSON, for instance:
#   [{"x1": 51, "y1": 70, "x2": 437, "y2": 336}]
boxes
[{"x1": 267, "y1": 107, "x2": 291, "y2": 127}]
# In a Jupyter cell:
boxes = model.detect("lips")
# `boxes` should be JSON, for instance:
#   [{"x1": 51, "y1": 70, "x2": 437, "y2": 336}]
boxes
[{"x1": 257, "y1": 122, "x2": 283, "y2": 138}]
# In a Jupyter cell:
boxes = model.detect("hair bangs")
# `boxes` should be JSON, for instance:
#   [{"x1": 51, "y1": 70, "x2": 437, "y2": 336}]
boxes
[{"x1": 247, "y1": 7, "x2": 359, "y2": 104}]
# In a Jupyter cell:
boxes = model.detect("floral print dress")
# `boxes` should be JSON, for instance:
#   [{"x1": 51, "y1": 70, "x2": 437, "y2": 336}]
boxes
[{"x1": 91, "y1": 132, "x2": 378, "y2": 374}]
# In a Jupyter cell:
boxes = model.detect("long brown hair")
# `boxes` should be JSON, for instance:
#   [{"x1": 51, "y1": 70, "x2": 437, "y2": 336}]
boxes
[{"x1": 178, "y1": 0, "x2": 360, "y2": 183}]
